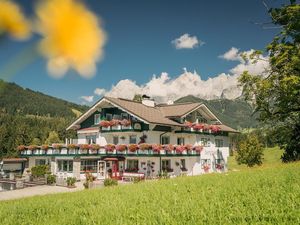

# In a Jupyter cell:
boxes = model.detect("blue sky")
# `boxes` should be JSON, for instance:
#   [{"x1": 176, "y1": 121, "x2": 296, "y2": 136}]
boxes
[{"x1": 0, "y1": 0, "x2": 286, "y2": 104}]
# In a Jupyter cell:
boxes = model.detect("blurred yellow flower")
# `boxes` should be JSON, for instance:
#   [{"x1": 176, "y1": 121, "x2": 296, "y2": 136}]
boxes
[
  {"x1": 36, "y1": 0, "x2": 106, "y2": 78},
  {"x1": 0, "y1": 0, "x2": 31, "y2": 40}
]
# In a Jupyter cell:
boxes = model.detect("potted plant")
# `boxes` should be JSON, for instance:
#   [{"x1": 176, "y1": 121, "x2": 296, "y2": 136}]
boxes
[
  {"x1": 28, "y1": 145, "x2": 38, "y2": 154},
  {"x1": 164, "y1": 144, "x2": 174, "y2": 154},
  {"x1": 203, "y1": 164, "x2": 210, "y2": 173},
  {"x1": 116, "y1": 144, "x2": 126, "y2": 153},
  {"x1": 110, "y1": 119, "x2": 121, "y2": 130},
  {"x1": 121, "y1": 119, "x2": 131, "y2": 128},
  {"x1": 52, "y1": 144, "x2": 63, "y2": 154},
  {"x1": 184, "y1": 121, "x2": 193, "y2": 130},
  {"x1": 185, "y1": 144, "x2": 193, "y2": 154},
  {"x1": 194, "y1": 145, "x2": 203, "y2": 154},
  {"x1": 138, "y1": 143, "x2": 150, "y2": 154},
  {"x1": 105, "y1": 144, "x2": 115, "y2": 152},
  {"x1": 17, "y1": 145, "x2": 27, "y2": 154},
  {"x1": 175, "y1": 145, "x2": 186, "y2": 154},
  {"x1": 193, "y1": 123, "x2": 204, "y2": 132},
  {"x1": 66, "y1": 177, "x2": 76, "y2": 188},
  {"x1": 210, "y1": 125, "x2": 221, "y2": 133},
  {"x1": 128, "y1": 144, "x2": 138, "y2": 153},
  {"x1": 79, "y1": 144, "x2": 90, "y2": 154},
  {"x1": 89, "y1": 144, "x2": 100, "y2": 153},
  {"x1": 47, "y1": 174, "x2": 56, "y2": 186},
  {"x1": 99, "y1": 120, "x2": 111, "y2": 130},
  {"x1": 152, "y1": 144, "x2": 162, "y2": 154}
]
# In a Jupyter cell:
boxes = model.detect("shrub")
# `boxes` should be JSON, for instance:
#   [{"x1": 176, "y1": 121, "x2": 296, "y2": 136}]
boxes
[
  {"x1": 236, "y1": 134, "x2": 264, "y2": 167},
  {"x1": 47, "y1": 174, "x2": 56, "y2": 185},
  {"x1": 31, "y1": 165, "x2": 49, "y2": 178},
  {"x1": 66, "y1": 177, "x2": 76, "y2": 187},
  {"x1": 104, "y1": 178, "x2": 118, "y2": 187},
  {"x1": 83, "y1": 172, "x2": 96, "y2": 189}
]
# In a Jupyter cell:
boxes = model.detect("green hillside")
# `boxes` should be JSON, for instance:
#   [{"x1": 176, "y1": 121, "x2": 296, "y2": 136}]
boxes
[
  {"x1": 0, "y1": 80, "x2": 88, "y2": 158},
  {"x1": 175, "y1": 95, "x2": 258, "y2": 129},
  {"x1": 0, "y1": 79, "x2": 88, "y2": 118}
]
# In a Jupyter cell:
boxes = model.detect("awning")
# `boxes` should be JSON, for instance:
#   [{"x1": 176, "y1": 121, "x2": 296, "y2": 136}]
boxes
[
  {"x1": 2, "y1": 158, "x2": 27, "y2": 163},
  {"x1": 102, "y1": 156, "x2": 125, "y2": 161}
]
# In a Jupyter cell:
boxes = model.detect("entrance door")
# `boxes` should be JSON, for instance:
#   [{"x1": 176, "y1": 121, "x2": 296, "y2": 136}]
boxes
[{"x1": 97, "y1": 161, "x2": 106, "y2": 179}]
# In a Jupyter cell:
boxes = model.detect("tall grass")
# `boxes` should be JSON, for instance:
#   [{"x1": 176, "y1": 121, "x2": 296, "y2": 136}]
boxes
[{"x1": 0, "y1": 161, "x2": 299, "y2": 224}]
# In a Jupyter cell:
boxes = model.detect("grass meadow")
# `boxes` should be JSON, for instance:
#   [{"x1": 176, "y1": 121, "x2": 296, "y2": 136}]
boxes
[{"x1": 0, "y1": 148, "x2": 299, "y2": 225}]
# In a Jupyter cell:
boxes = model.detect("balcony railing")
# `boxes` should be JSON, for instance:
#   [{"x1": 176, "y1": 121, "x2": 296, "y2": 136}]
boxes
[{"x1": 18, "y1": 144, "x2": 202, "y2": 157}]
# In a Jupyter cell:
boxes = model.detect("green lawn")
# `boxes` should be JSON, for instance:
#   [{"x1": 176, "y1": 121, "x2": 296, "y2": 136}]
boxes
[
  {"x1": 228, "y1": 146, "x2": 284, "y2": 171},
  {"x1": 0, "y1": 148, "x2": 299, "y2": 225}
]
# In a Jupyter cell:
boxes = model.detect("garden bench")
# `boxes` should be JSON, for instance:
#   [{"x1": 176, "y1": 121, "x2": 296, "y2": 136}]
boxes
[{"x1": 121, "y1": 172, "x2": 145, "y2": 182}]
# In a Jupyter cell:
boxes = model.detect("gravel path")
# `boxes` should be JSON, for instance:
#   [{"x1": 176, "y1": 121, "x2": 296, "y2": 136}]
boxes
[{"x1": 0, "y1": 182, "x2": 85, "y2": 201}]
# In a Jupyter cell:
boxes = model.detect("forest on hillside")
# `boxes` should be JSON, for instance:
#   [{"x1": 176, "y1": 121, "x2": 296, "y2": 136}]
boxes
[{"x1": 0, "y1": 80, "x2": 87, "y2": 158}]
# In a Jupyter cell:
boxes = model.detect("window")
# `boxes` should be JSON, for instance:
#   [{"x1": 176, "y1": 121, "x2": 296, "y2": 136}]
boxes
[
  {"x1": 113, "y1": 136, "x2": 119, "y2": 145},
  {"x1": 57, "y1": 160, "x2": 73, "y2": 172},
  {"x1": 129, "y1": 135, "x2": 137, "y2": 144},
  {"x1": 215, "y1": 139, "x2": 224, "y2": 147},
  {"x1": 162, "y1": 159, "x2": 171, "y2": 170},
  {"x1": 106, "y1": 113, "x2": 112, "y2": 121},
  {"x1": 161, "y1": 136, "x2": 170, "y2": 145},
  {"x1": 196, "y1": 112, "x2": 207, "y2": 123},
  {"x1": 201, "y1": 138, "x2": 210, "y2": 147},
  {"x1": 94, "y1": 114, "x2": 101, "y2": 124},
  {"x1": 113, "y1": 114, "x2": 121, "y2": 120},
  {"x1": 180, "y1": 159, "x2": 186, "y2": 168},
  {"x1": 35, "y1": 159, "x2": 46, "y2": 166},
  {"x1": 177, "y1": 137, "x2": 185, "y2": 145},
  {"x1": 126, "y1": 159, "x2": 139, "y2": 172},
  {"x1": 121, "y1": 113, "x2": 128, "y2": 120},
  {"x1": 201, "y1": 159, "x2": 211, "y2": 166},
  {"x1": 86, "y1": 135, "x2": 96, "y2": 144},
  {"x1": 80, "y1": 160, "x2": 98, "y2": 173}
]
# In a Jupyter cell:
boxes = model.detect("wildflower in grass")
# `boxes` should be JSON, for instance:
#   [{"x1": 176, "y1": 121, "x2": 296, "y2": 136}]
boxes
[
  {"x1": 0, "y1": 0, "x2": 31, "y2": 40},
  {"x1": 35, "y1": 0, "x2": 106, "y2": 78}
]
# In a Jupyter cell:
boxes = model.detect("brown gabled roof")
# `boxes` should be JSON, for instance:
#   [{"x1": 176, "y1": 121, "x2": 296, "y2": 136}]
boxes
[
  {"x1": 218, "y1": 124, "x2": 239, "y2": 133},
  {"x1": 105, "y1": 97, "x2": 183, "y2": 127},
  {"x1": 158, "y1": 102, "x2": 202, "y2": 117},
  {"x1": 2, "y1": 158, "x2": 27, "y2": 163}
]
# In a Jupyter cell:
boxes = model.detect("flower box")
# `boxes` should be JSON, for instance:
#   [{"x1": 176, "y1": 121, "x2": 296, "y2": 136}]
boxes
[
  {"x1": 111, "y1": 125, "x2": 121, "y2": 130},
  {"x1": 79, "y1": 149, "x2": 88, "y2": 154},
  {"x1": 26, "y1": 150, "x2": 32, "y2": 155},
  {"x1": 61, "y1": 148, "x2": 68, "y2": 154},
  {"x1": 138, "y1": 149, "x2": 149, "y2": 154},
  {"x1": 159, "y1": 149, "x2": 166, "y2": 155},
  {"x1": 89, "y1": 149, "x2": 98, "y2": 154},
  {"x1": 101, "y1": 126, "x2": 111, "y2": 131},
  {"x1": 53, "y1": 149, "x2": 60, "y2": 154},
  {"x1": 98, "y1": 148, "x2": 106, "y2": 154},
  {"x1": 68, "y1": 149, "x2": 76, "y2": 154}
]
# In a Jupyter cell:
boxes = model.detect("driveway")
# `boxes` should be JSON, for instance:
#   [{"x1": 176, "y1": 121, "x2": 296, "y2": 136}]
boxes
[{"x1": 0, "y1": 182, "x2": 85, "y2": 201}]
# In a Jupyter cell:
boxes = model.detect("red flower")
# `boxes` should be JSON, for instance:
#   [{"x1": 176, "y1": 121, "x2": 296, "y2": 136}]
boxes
[
  {"x1": 194, "y1": 145, "x2": 203, "y2": 152},
  {"x1": 121, "y1": 119, "x2": 131, "y2": 126},
  {"x1": 116, "y1": 144, "x2": 127, "y2": 152},
  {"x1": 152, "y1": 144, "x2": 162, "y2": 152},
  {"x1": 99, "y1": 120, "x2": 111, "y2": 128},
  {"x1": 105, "y1": 144, "x2": 115, "y2": 152},
  {"x1": 128, "y1": 144, "x2": 138, "y2": 152},
  {"x1": 184, "y1": 121, "x2": 193, "y2": 128},
  {"x1": 28, "y1": 145, "x2": 38, "y2": 150},
  {"x1": 185, "y1": 144, "x2": 193, "y2": 151},
  {"x1": 80, "y1": 144, "x2": 90, "y2": 150},
  {"x1": 175, "y1": 145, "x2": 186, "y2": 153},
  {"x1": 110, "y1": 119, "x2": 120, "y2": 126},
  {"x1": 210, "y1": 125, "x2": 221, "y2": 133},
  {"x1": 193, "y1": 123, "x2": 205, "y2": 131},
  {"x1": 163, "y1": 144, "x2": 174, "y2": 152},
  {"x1": 139, "y1": 143, "x2": 151, "y2": 150},
  {"x1": 41, "y1": 145, "x2": 49, "y2": 150}
]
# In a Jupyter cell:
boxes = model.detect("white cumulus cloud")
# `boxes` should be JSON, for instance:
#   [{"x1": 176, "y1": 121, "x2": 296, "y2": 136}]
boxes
[
  {"x1": 219, "y1": 47, "x2": 242, "y2": 61},
  {"x1": 80, "y1": 95, "x2": 94, "y2": 103},
  {"x1": 172, "y1": 33, "x2": 203, "y2": 49},
  {"x1": 94, "y1": 88, "x2": 106, "y2": 96},
  {"x1": 84, "y1": 48, "x2": 269, "y2": 104}
]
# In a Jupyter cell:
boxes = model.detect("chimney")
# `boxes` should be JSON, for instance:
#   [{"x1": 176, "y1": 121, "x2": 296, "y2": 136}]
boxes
[{"x1": 141, "y1": 95, "x2": 155, "y2": 107}]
